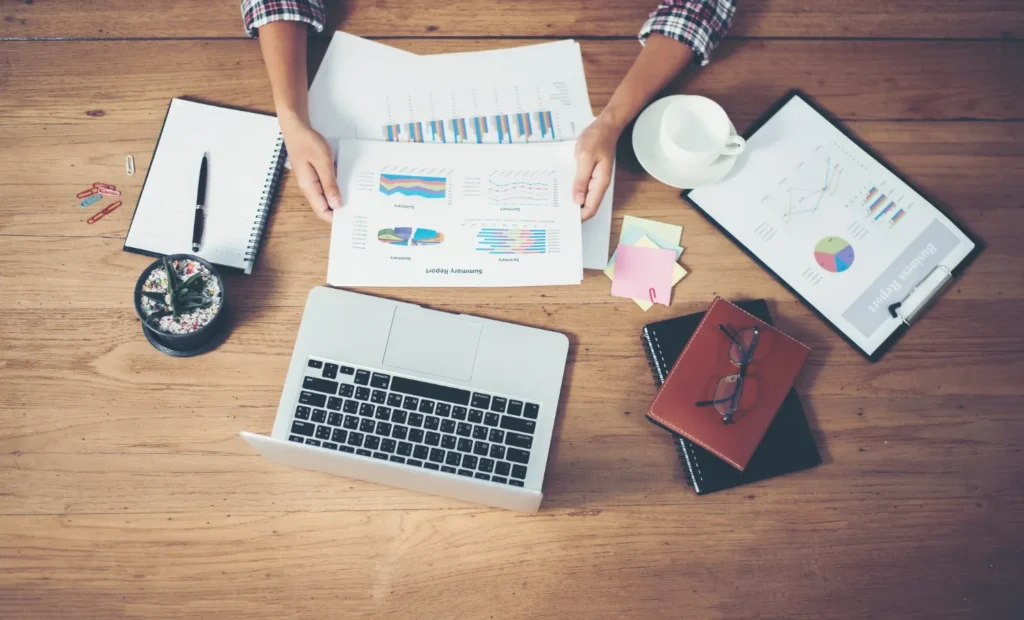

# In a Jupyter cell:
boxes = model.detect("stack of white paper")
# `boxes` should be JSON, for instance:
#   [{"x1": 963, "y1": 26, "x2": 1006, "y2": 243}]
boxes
[{"x1": 310, "y1": 33, "x2": 613, "y2": 286}]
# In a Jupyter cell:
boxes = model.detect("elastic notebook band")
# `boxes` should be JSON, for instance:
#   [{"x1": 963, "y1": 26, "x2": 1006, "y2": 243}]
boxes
[{"x1": 244, "y1": 135, "x2": 286, "y2": 274}]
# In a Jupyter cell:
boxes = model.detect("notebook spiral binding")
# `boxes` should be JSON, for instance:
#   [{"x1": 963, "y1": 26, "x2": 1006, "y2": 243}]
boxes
[
  {"x1": 641, "y1": 328, "x2": 696, "y2": 487},
  {"x1": 640, "y1": 329, "x2": 665, "y2": 387},
  {"x1": 243, "y1": 135, "x2": 287, "y2": 274}
]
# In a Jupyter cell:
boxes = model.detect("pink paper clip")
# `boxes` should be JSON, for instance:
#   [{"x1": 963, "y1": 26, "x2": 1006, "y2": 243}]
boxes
[
  {"x1": 98, "y1": 187, "x2": 121, "y2": 197},
  {"x1": 87, "y1": 200, "x2": 122, "y2": 224},
  {"x1": 92, "y1": 182, "x2": 117, "y2": 191},
  {"x1": 76, "y1": 187, "x2": 99, "y2": 199}
]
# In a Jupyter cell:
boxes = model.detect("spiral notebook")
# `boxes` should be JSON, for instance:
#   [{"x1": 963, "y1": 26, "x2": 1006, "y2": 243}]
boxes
[{"x1": 124, "y1": 98, "x2": 285, "y2": 274}]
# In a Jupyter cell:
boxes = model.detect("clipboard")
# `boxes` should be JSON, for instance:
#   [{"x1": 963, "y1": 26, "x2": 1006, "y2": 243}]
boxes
[{"x1": 684, "y1": 91, "x2": 983, "y2": 362}]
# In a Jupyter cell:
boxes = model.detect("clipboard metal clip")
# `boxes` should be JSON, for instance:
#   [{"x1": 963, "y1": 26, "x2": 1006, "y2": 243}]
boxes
[{"x1": 887, "y1": 265, "x2": 952, "y2": 326}]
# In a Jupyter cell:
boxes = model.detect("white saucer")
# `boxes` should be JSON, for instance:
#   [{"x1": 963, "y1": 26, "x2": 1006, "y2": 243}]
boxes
[{"x1": 632, "y1": 95, "x2": 741, "y2": 189}]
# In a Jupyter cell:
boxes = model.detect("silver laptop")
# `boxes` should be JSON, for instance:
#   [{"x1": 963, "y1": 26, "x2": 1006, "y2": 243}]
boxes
[{"x1": 241, "y1": 286, "x2": 569, "y2": 512}]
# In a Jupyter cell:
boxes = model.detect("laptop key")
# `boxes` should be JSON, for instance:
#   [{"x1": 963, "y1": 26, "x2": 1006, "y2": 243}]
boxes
[
  {"x1": 312, "y1": 409, "x2": 327, "y2": 424},
  {"x1": 308, "y1": 359, "x2": 323, "y2": 369},
  {"x1": 509, "y1": 480, "x2": 525, "y2": 487},
  {"x1": 484, "y1": 412, "x2": 500, "y2": 427},
  {"x1": 506, "y1": 448, "x2": 530, "y2": 464},
  {"x1": 381, "y1": 438, "x2": 397, "y2": 453},
  {"x1": 425, "y1": 431, "x2": 441, "y2": 446},
  {"x1": 499, "y1": 416, "x2": 535, "y2": 434},
  {"x1": 375, "y1": 406, "x2": 391, "y2": 420},
  {"x1": 364, "y1": 436, "x2": 381, "y2": 451},
  {"x1": 403, "y1": 396, "x2": 419, "y2": 411},
  {"x1": 408, "y1": 412, "x2": 424, "y2": 427},
  {"x1": 360, "y1": 419, "x2": 375, "y2": 433},
  {"x1": 511, "y1": 464, "x2": 528, "y2": 479},
  {"x1": 456, "y1": 423, "x2": 472, "y2": 437},
  {"x1": 397, "y1": 441, "x2": 413, "y2": 456},
  {"x1": 424, "y1": 416, "x2": 439, "y2": 431},
  {"x1": 354, "y1": 369, "x2": 371, "y2": 385},
  {"x1": 327, "y1": 397, "x2": 343, "y2": 411},
  {"x1": 303, "y1": 376, "x2": 338, "y2": 395},
  {"x1": 524, "y1": 403, "x2": 540, "y2": 419},
  {"x1": 356, "y1": 449, "x2": 372, "y2": 457},
  {"x1": 315, "y1": 425, "x2": 332, "y2": 440},
  {"x1": 291, "y1": 421, "x2": 315, "y2": 437},
  {"x1": 475, "y1": 473, "x2": 490, "y2": 481},
  {"x1": 376, "y1": 421, "x2": 392, "y2": 436},
  {"x1": 389, "y1": 376, "x2": 471, "y2": 406},
  {"x1": 339, "y1": 445, "x2": 355, "y2": 454},
  {"x1": 471, "y1": 393, "x2": 491, "y2": 409},
  {"x1": 332, "y1": 428, "x2": 347, "y2": 443},
  {"x1": 371, "y1": 373, "x2": 390, "y2": 389},
  {"x1": 343, "y1": 400, "x2": 359, "y2": 414},
  {"x1": 373, "y1": 452, "x2": 388, "y2": 461},
  {"x1": 505, "y1": 432, "x2": 533, "y2": 449},
  {"x1": 339, "y1": 384, "x2": 354, "y2": 398},
  {"x1": 429, "y1": 448, "x2": 445, "y2": 463},
  {"x1": 491, "y1": 476, "x2": 507, "y2": 484},
  {"x1": 490, "y1": 397, "x2": 507, "y2": 413},
  {"x1": 462, "y1": 455, "x2": 478, "y2": 469},
  {"x1": 468, "y1": 409, "x2": 484, "y2": 424},
  {"x1": 323, "y1": 442, "x2": 338, "y2": 450},
  {"x1": 340, "y1": 366, "x2": 355, "y2": 375},
  {"x1": 392, "y1": 425, "x2": 408, "y2": 440},
  {"x1": 322, "y1": 363, "x2": 338, "y2": 379},
  {"x1": 298, "y1": 391, "x2": 326, "y2": 407},
  {"x1": 359, "y1": 403, "x2": 375, "y2": 417},
  {"x1": 288, "y1": 435, "x2": 304, "y2": 443},
  {"x1": 508, "y1": 400, "x2": 524, "y2": 416},
  {"x1": 409, "y1": 429, "x2": 425, "y2": 443},
  {"x1": 458, "y1": 470, "x2": 473, "y2": 477},
  {"x1": 390, "y1": 456, "x2": 406, "y2": 464},
  {"x1": 458, "y1": 438, "x2": 474, "y2": 453},
  {"x1": 495, "y1": 461, "x2": 511, "y2": 476},
  {"x1": 441, "y1": 435, "x2": 456, "y2": 449},
  {"x1": 472, "y1": 425, "x2": 488, "y2": 440},
  {"x1": 343, "y1": 415, "x2": 359, "y2": 430},
  {"x1": 446, "y1": 452, "x2": 462, "y2": 467},
  {"x1": 406, "y1": 458, "x2": 422, "y2": 467},
  {"x1": 391, "y1": 409, "x2": 408, "y2": 424},
  {"x1": 305, "y1": 438, "x2": 321, "y2": 446},
  {"x1": 441, "y1": 466, "x2": 457, "y2": 474},
  {"x1": 490, "y1": 445, "x2": 506, "y2": 460},
  {"x1": 478, "y1": 458, "x2": 495, "y2": 473},
  {"x1": 355, "y1": 387, "x2": 371, "y2": 401},
  {"x1": 387, "y1": 393, "x2": 404, "y2": 407},
  {"x1": 371, "y1": 390, "x2": 387, "y2": 404},
  {"x1": 413, "y1": 445, "x2": 429, "y2": 460},
  {"x1": 489, "y1": 429, "x2": 505, "y2": 443},
  {"x1": 452, "y1": 406, "x2": 468, "y2": 420},
  {"x1": 440, "y1": 419, "x2": 456, "y2": 434},
  {"x1": 474, "y1": 441, "x2": 489, "y2": 456},
  {"x1": 424, "y1": 463, "x2": 440, "y2": 470},
  {"x1": 419, "y1": 399, "x2": 435, "y2": 414},
  {"x1": 295, "y1": 405, "x2": 311, "y2": 420},
  {"x1": 436, "y1": 403, "x2": 452, "y2": 417}
]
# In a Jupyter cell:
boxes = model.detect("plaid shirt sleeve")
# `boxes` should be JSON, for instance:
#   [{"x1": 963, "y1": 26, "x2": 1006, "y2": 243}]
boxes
[
  {"x1": 639, "y1": 0, "x2": 736, "y2": 66},
  {"x1": 241, "y1": 0, "x2": 327, "y2": 37}
]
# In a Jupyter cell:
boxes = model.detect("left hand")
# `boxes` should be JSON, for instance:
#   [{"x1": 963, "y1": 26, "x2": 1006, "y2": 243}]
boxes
[{"x1": 573, "y1": 116, "x2": 621, "y2": 221}]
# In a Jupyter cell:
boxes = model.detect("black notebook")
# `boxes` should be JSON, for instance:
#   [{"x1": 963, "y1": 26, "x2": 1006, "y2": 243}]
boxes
[
  {"x1": 641, "y1": 299, "x2": 821, "y2": 494},
  {"x1": 124, "y1": 98, "x2": 285, "y2": 274}
]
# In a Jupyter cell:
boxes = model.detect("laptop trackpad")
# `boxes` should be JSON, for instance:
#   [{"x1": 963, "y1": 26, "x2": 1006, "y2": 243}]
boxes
[{"x1": 383, "y1": 305, "x2": 482, "y2": 382}]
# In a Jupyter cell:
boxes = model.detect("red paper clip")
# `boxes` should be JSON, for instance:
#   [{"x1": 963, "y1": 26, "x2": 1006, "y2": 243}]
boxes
[
  {"x1": 649, "y1": 288, "x2": 657, "y2": 304},
  {"x1": 98, "y1": 187, "x2": 121, "y2": 197},
  {"x1": 92, "y1": 182, "x2": 117, "y2": 191},
  {"x1": 87, "y1": 200, "x2": 122, "y2": 224},
  {"x1": 76, "y1": 187, "x2": 99, "y2": 199}
]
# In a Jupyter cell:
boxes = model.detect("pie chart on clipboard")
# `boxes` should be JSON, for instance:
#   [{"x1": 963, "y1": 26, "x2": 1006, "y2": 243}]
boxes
[{"x1": 814, "y1": 236, "x2": 855, "y2": 273}]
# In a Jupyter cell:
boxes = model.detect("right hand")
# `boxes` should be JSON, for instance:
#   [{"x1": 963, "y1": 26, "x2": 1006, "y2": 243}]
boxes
[
  {"x1": 279, "y1": 114, "x2": 341, "y2": 223},
  {"x1": 573, "y1": 115, "x2": 621, "y2": 221}
]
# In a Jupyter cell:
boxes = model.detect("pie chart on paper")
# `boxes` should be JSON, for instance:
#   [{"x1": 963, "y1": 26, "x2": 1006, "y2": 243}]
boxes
[{"x1": 814, "y1": 236, "x2": 855, "y2": 273}]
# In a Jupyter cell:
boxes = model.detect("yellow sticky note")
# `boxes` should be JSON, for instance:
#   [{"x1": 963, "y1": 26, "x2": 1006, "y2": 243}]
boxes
[
  {"x1": 605, "y1": 235, "x2": 688, "y2": 311},
  {"x1": 619, "y1": 215, "x2": 683, "y2": 249}
]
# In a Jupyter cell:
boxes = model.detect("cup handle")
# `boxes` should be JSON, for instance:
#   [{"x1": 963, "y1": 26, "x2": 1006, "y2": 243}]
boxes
[{"x1": 721, "y1": 135, "x2": 745, "y2": 156}]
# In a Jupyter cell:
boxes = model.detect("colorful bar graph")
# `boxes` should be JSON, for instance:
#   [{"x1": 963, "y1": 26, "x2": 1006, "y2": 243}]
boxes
[
  {"x1": 534, "y1": 111, "x2": 554, "y2": 139},
  {"x1": 449, "y1": 118, "x2": 468, "y2": 143},
  {"x1": 890, "y1": 209, "x2": 906, "y2": 225},
  {"x1": 865, "y1": 186, "x2": 878, "y2": 202},
  {"x1": 476, "y1": 228, "x2": 548, "y2": 254},
  {"x1": 429, "y1": 120, "x2": 445, "y2": 143},
  {"x1": 384, "y1": 124, "x2": 401, "y2": 142},
  {"x1": 493, "y1": 115, "x2": 512, "y2": 144},
  {"x1": 381, "y1": 110, "x2": 554, "y2": 145},
  {"x1": 875, "y1": 201, "x2": 896, "y2": 220},
  {"x1": 868, "y1": 194, "x2": 887, "y2": 214}
]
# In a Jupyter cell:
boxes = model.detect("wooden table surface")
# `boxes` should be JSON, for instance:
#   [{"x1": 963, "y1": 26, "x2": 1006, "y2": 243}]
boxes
[{"x1": 2, "y1": 1, "x2": 1023, "y2": 618}]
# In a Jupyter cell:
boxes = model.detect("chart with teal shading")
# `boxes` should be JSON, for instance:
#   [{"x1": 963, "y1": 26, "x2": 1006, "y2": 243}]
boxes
[
  {"x1": 378, "y1": 173, "x2": 447, "y2": 199},
  {"x1": 476, "y1": 228, "x2": 557, "y2": 254},
  {"x1": 378, "y1": 227, "x2": 444, "y2": 246},
  {"x1": 814, "y1": 236, "x2": 855, "y2": 273}
]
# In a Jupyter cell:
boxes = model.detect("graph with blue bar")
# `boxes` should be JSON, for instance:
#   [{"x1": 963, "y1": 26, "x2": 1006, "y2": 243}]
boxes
[
  {"x1": 382, "y1": 110, "x2": 557, "y2": 144},
  {"x1": 476, "y1": 228, "x2": 557, "y2": 254}
]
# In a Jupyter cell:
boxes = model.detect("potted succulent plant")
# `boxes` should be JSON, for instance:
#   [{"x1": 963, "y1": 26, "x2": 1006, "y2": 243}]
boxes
[{"x1": 134, "y1": 254, "x2": 227, "y2": 355}]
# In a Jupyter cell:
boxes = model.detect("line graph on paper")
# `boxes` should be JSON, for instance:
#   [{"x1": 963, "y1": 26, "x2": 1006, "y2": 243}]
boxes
[
  {"x1": 487, "y1": 170, "x2": 558, "y2": 208},
  {"x1": 779, "y1": 155, "x2": 843, "y2": 223}
]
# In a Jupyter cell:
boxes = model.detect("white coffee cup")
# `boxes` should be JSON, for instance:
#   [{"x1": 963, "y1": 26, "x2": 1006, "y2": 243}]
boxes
[{"x1": 658, "y1": 96, "x2": 745, "y2": 167}]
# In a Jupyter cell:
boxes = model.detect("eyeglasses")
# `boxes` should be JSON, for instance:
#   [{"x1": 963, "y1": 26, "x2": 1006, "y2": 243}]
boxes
[{"x1": 695, "y1": 324, "x2": 760, "y2": 425}]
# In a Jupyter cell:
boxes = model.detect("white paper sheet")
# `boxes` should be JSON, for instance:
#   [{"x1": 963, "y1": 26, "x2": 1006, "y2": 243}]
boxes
[
  {"x1": 308, "y1": 32, "x2": 613, "y2": 270},
  {"x1": 328, "y1": 139, "x2": 584, "y2": 287}
]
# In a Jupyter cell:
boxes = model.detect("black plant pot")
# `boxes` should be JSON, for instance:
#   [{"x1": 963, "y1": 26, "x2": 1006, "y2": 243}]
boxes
[{"x1": 134, "y1": 254, "x2": 228, "y2": 357}]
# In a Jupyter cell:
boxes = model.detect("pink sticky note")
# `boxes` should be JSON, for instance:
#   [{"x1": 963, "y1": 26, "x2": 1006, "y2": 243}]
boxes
[{"x1": 610, "y1": 244, "x2": 677, "y2": 306}]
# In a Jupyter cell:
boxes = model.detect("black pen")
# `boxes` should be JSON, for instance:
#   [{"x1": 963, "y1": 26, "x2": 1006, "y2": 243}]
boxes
[{"x1": 192, "y1": 152, "x2": 207, "y2": 252}]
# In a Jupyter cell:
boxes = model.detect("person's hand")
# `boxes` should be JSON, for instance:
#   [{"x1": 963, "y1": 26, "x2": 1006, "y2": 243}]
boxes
[
  {"x1": 279, "y1": 114, "x2": 341, "y2": 223},
  {"x1": 573, "y1": 115, "x2": 621, "y2": 221}
]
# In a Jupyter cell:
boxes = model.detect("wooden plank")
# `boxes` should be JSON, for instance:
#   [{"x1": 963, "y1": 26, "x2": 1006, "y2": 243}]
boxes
[
  {"x1": 1, "y1": 0, "x2": 1021, "y2": 40},
  {"x1": 0, "y1": 39, "x2": 1022, "y2": 129}
]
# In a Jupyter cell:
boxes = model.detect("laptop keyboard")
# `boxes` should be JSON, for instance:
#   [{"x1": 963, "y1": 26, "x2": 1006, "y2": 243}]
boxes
[{"x1": 287, "y1": 357, "x2": 542, "y2": 487}]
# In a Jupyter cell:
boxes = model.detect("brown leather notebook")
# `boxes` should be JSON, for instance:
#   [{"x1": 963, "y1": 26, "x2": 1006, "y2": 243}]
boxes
[{"x1": 646, "y1": 297, "x2": 811, "y2": 471}]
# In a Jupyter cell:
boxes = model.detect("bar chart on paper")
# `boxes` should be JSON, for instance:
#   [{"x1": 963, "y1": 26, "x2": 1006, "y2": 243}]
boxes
[{"x1": 475, "y1": 228, "x2": 560, "y2": 254}]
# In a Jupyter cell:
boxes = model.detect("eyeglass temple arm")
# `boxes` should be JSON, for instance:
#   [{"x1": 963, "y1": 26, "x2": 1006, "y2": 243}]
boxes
[{"x1": 718, "y1": 324, "x2": 743, "y2": 348}]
